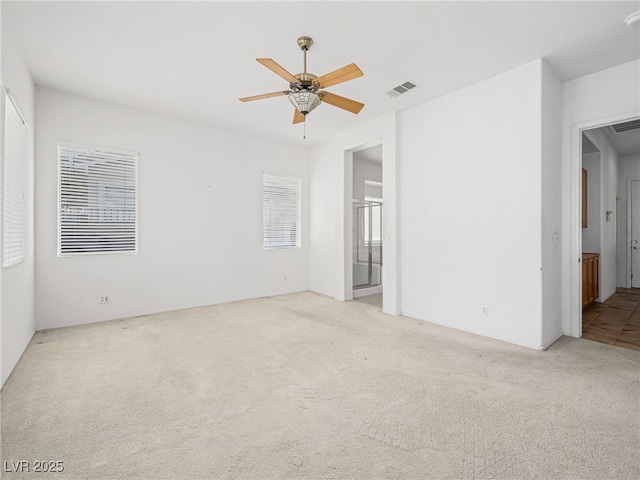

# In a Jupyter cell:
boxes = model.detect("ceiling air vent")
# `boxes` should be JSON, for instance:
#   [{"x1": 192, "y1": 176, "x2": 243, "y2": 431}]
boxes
[
  {"x1": 611, "y1": 119, "x2": 640, "y2": 133},
  {"x1": 387, "y1": 80, "x2": 418, "y2": 98}
]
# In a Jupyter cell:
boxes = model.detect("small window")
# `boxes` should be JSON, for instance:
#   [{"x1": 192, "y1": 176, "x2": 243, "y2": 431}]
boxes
[
  {"x1": 3, "y1": 91, "x2": 27, "y2": 268},
  {"x1": 263, "y1": 173, "x2": 301, "y2": 249},
  {"x1": 58, "y1": 143, "x2": 138, "y2": 255}
]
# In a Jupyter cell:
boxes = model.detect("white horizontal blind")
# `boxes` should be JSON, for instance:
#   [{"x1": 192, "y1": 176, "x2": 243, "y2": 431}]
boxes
[
  {"x1": 58, "y1": 143, "x2": 138, "y2": 255},
  {"x1": 3, "y1": 93, "x2": 27, "y2": 268},
  {"x1": 263, "y1": 173, "x2": 301, "y2": 249}
]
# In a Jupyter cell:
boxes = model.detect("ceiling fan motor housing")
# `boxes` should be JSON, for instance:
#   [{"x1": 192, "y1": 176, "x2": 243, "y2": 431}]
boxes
[
  {"x1": 297, "y1": 36, "x2": 313, "y2": 51},
  {"x1": 290, "y1": 76, "x2": 319, "y2": 92}
]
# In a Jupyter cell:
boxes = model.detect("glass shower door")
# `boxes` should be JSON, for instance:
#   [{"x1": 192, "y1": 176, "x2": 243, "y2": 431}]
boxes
[{"x1": 353, "y1": 201, "x2": 382, "y2": 289}]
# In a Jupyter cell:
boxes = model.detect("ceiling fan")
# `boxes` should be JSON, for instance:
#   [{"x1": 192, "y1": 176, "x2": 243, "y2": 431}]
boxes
[{"x1": 239, "y1": 36, "x2": 364, "y2": 125}]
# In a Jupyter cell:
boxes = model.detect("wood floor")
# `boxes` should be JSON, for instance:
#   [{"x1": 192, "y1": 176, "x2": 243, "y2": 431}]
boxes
[{"x1": 582, "y1": 288, "x2": 640, "y2": 351}]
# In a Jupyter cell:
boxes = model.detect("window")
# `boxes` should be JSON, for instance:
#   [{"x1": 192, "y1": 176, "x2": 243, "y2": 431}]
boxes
[
  {"x1": 58, "y1": 143, "x2": 138, "y2": 255},
  {"x1": 263, "y1": 173, "x2": 301, "y2": 249},
  {"x1": 3, "y1": 91, "x2": 27, "y2": 268}
]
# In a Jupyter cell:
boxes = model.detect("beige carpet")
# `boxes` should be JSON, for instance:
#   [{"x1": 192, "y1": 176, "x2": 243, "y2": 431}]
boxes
[{"x1": 1, "y1": 292, "x2": 639, "y2": 479}]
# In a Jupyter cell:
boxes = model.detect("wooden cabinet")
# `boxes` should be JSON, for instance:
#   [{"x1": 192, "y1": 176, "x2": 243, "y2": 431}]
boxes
[
  {"x1": 582, "y1": 253, "x2": 599, "y2": 308},
  {"x1": 582, "y1": 168, "x2": 588, "y2": 229}
]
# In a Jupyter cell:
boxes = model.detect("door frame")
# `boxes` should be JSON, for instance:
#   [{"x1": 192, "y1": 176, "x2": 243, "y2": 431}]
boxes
[
  {"x1": 627, "y1": 177, "x2": 640, "y2": 287},
  {"x1": 343, "y1": 139, "x2": 382, "y2": 301},
  {"x1": 569, "y1": 111, "x2": 640, "y2": 337},
  {"x1": 334, "y1": 112, "x2": 399, "y2": 315}
]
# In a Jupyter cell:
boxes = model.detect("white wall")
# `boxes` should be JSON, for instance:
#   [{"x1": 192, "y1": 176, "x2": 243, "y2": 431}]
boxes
[
  {"x1": 1, "y1": 23, "x2": 36, "y2": 386},
  {"x1": 309, "y1": 113, "x2": 399, "y2": 314},
  {"x1": 540, "y1": 60, "x2": 563, "y2": 348},
  {"x1": 617, "y1": 154, "x2": 640, "y2": 287},
  {"x1": 399, "y1": 60, "x2": 544, "y2": 349},
  {"x1": 353, "y1": 157, "x2": 382, "y2": 202},
  {"x1": 562, "y1": 59, "x2": 640, "y2": 336},
  {"x1": 583, "y1": 128, "x2": 619, "y2": 302},
  {"x1": 581, "y1": 152, "x2": 601, "y2": 253},
  {"x1": 35, "y1": 88, "x2": 309, "y2": 329}
]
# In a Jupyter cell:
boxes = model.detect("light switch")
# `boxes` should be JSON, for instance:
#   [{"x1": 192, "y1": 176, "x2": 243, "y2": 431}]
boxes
[{"x1": 553, "y1": 234, "x2": 560, "y2": 246}]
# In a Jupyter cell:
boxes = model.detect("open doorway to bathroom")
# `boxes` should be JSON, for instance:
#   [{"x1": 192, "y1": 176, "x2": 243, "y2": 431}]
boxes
[{"x1": 352, "y1": 144, "x2": 383, "y2": 308}]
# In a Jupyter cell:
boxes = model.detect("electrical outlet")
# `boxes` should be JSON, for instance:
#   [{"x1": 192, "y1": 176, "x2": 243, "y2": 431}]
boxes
[
  {"x1": 283, "y1": 275, "x2": 287, "y2": 282},
  {"x1": 99, "y1": 295, "x2": 110, "y2": 304},
  {"x1": 481, "y1": 306, "x2": 488, "y2": 316}
]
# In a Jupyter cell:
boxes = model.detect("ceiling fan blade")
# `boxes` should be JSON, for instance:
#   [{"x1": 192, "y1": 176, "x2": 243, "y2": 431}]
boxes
[
  {"x1": 315, "y1": 63, "x2": 363, "y2": 88},
  {"x1": 239, "y1": 91, "x2": 289, "y2": 102},
  {"x1": 293, "y1": 109, "x2": 305, "y2": 124},
  {"x1": 256, "y1": 58, "x2": 299, "y2": 84},
  {"x1": 319, "y1": 91, "x2": 364, "y2": 114}
]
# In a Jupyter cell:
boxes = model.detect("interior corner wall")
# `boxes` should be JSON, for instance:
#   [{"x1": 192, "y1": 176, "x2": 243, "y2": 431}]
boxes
[
  {"x1": 1, "y1": 23, "x2": 36, "y2": 387},
  {"x1": 562, "y1": 59, "x2": 640, "y2": 336},
  {"x1": 540, "y1": 59, "x2": 563, "y2": 348},
  {"x1": 353, "y1": 158, "x2": 382, "y2": 202},
  {"x1": 399, "y1": 60, "x2": 544, "y2": 349},
  {"x1": 618, "y1": 154, "x2": 640, "y2": 287},
  {"x1": 35, "y1": 88, "x2": 309, "y2": 329}
]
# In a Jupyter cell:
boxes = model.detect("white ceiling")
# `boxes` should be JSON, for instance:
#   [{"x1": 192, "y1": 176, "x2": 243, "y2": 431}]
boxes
[{"x1": 4, "y1": 1, "x2": 640, "y2": 146}]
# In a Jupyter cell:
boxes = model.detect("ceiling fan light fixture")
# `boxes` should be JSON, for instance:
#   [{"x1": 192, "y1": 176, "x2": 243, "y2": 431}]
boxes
[{"x1": 288, "y1": 90, "x2": 321, "y2": 115}]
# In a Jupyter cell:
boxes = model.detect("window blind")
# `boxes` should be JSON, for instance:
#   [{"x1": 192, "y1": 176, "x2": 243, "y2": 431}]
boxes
[
  {"x1": 3, "y1": 93, "x2": 27, "y2": 268},
  {"x1": 263, "y1": 173, "x2": 301, "y2": 249},
  {"x1": 58, "y1": 143, "x2": 138, "y2": 255}
]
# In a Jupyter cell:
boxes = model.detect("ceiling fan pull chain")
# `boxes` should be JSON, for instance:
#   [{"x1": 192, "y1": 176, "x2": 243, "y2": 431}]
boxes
[{"x1": 303, "y1": 118, "x2": 306, "y2": 140}]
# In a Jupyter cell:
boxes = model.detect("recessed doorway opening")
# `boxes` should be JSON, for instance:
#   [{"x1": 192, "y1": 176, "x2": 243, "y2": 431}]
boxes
[
  {"x1": 347, "y1": 142, "x2": 383, "y2": 309},
  {"x1": 578, "y1": 117, "x2": 640, "y2": 351}
]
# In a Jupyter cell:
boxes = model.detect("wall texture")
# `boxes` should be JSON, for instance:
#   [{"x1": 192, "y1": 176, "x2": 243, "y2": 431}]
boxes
[{"x1": 35, "y1": 88, "x2": 309, "y2": 329}]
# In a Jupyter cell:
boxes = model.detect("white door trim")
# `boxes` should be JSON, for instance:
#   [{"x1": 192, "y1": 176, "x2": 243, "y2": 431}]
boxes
[{"x1": 569, "y1": 110, "x2": 640, "y2": 337}]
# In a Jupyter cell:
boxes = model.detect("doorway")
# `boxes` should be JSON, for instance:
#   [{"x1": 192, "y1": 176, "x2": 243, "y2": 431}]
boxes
[
  {"x1": 578, "y1": 118, "x2": 640, "y2": 349},
  {"x1": 348, "y1": 143, "x2": 383, "y2": 308}
]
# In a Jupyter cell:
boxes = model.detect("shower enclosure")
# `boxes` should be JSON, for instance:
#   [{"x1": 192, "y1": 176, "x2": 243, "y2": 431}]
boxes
[{"x1": 353, "y1": 201, "x2": 382, "y2": 289}]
